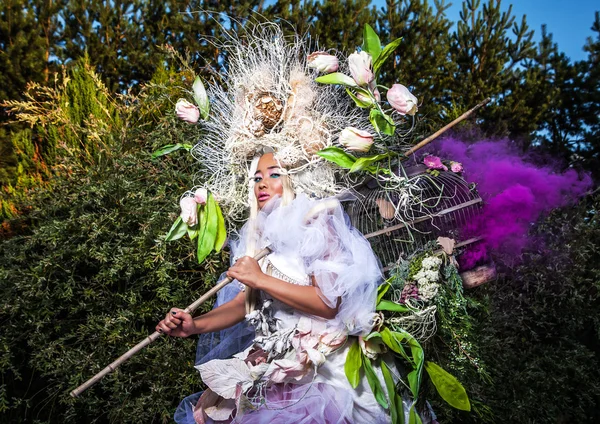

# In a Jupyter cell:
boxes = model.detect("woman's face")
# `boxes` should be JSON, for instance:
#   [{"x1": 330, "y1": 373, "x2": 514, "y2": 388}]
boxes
[{"x1": 253, "y1": 153, "x2": 284, "y2": 209}]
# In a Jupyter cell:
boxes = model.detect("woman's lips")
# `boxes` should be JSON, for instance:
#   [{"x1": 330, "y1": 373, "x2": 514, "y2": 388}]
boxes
[{"x1": 258, "y1": 192, "x2": 270, "y2": 202}]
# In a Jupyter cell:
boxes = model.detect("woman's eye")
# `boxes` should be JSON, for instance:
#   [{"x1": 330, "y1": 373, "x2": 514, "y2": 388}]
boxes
[
  {"x1": 253, "y1": 177, "x2": 262, "y2": 183},
  {"x1": 270, "y1": 173, "x2": 280, "y2": 179}
]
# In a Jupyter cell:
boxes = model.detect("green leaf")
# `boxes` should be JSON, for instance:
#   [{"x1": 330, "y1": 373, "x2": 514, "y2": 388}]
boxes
[
  {"x1": 151, "y1": 143, "x2": 193, "y2": 158},
  {"x1": 344, "y1": 339, "x2": 363, "y2": 388},
  {"x1": 377, "y1": 299, "x2": 411, "y2": 313},
  {"x1": 362, "y1": 24, "x2": 382, "y2": 63},
  {"x1": 382, "y1": 361, "x2": 404, "y2": 424},
  {"x1": 363, "y1": 356, "x2": 388, "y2": 409},
  {"x1": 316, "y1": 147, "x2": 357, "y2": 169},
  {"x1": 213, "y1": 201, "x2": 227, "y2": 252},
  {"x1": 369, "y1": 108, "x2": 396, "y2": 136},
  {"x1": 364, "y1": 331, "x2": 382, "y2": 341},
  {"x1": 373, "y1": 38, "x2": 403, "y2": 74},
  {"x1": 381, "y1": 327, "x2": 411, "y2": 362},
  {"x1": 187, "y1": 226, "x2": 199, "y2": 240},
  {"x1": 193, "y1": 76, "x2": 210, "y2": 120},
  {"x1": 408, "y1": 406, "x2": 422, "y2": 424},
  {"x1": 197, "y1": 195, "x2": 218, "y2": 264},
  {"x1": 424, "y1": 361, "x2": 471, "y2": 411},
  {"x1": 377, "y1": 283, "x2": 390, "y2": 303},
  {"x1": 407, "y1": 369, "x2": 420, "y2": 399},
  {"x1": 346, "y1": 88, "x2": 372, "y2": 108},
  {"x1": 315, "y1": 72, "x2": 357, "y2": 87},
  {"x1": 350, "y1": 153, "x2": 395, "y2": 173},
  {"x1": 165, "y1": 217, "x2": 187, "y2": 241}
]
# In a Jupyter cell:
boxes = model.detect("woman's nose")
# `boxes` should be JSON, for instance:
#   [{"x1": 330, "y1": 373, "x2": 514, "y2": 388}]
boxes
[{"x1": 258, "y1": 179, "x2": 267, "y2": 189}]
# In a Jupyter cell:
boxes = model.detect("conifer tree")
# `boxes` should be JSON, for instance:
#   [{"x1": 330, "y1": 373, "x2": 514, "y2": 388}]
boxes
[
  {"x1": 377, "y1": 0, "x2": 455, "y2": 134},
  {"x1": 449, "y1": 0, "x2": 537, "y2": 138}
]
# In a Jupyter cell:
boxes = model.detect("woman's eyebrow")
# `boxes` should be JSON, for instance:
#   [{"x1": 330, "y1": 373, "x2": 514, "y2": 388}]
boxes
[{"x1": 255, "y1": 166, "x2": 280, "y2": 176}]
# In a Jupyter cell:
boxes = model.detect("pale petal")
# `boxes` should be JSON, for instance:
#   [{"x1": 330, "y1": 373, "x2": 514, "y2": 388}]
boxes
[{"x1": 197, "y1": 358, "x2": 254, "y2": 399}]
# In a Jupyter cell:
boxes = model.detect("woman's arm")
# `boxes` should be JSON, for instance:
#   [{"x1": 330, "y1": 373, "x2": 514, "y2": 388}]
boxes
[
  {"x1": 227, "y1": 256, "x2": 338, "y2": 319},
  {"x1": 156, "y1": 291, "x2": 246, "y2": 337}
]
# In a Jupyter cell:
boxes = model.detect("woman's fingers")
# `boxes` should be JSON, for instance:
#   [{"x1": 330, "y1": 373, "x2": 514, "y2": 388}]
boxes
[
  {"x1": 156, "y1": 308, "x2": 188, "y2": 334},
  {"x1": 156, "y1": 320, "x2": 172, "y2": 334}
]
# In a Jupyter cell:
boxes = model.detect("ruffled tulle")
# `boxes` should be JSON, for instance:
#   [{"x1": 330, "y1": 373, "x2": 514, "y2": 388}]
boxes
[
  {"x1": 232, "y1": 194, "x2": 382, "y2": 335},
  {"x1": 175, "y1": 382, "x2": 355, "y2": 424}
]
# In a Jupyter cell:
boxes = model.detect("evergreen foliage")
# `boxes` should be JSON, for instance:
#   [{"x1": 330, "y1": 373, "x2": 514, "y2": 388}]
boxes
[{"x1": 0, "y1": 1, "x2": 599, "y2": 422}]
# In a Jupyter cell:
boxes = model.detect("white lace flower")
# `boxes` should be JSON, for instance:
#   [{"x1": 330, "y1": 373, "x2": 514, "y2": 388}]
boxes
[
  {"x1": 419, "y1": 282, "x2": 439, "y2": 301},
  {"x1": 417, "y1": 277, "x2": 429, "y2": 286},
  {"x1": 414, "y1": 270, "x2": 427, "y2": 281},
  {"x1": 425, "y1": 270, "x2": 440, "y2": 282}
]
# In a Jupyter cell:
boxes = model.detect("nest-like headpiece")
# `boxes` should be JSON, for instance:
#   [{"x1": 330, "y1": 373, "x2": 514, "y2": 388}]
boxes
[{"x1": 190, "y1": 24, "x2": 368, "y2": 220}]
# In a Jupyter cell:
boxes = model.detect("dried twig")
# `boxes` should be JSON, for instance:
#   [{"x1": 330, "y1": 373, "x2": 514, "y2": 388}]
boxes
[{"x1": 404, "y1": 98, "x2": 491, "y2": 157}]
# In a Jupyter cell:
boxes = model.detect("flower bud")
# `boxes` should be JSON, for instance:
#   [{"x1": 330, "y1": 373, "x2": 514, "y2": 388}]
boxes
[
  {"x1": 307, "y1": 51, "x2": 339, "y2": 73},
  {"x1": 192, "y1": 76, "x2": 210, "y2": 119},
  {"x1": 348, "y1": 51, "x2": 374, "y2": 86},
  {"x1": 175, "y1": 99, "x2": 200, "y2": 123},
  {"x1": 450, "y1": 161, "x2": 463, "y2": 173},
  {"x1": 387, "y1": 84, "x2": 418, "y2": 116},
  {"x1": 358, "y1": 335, "x2": 384, "y2": 360},
  {"x1": 339, "y1": 127, "x2": 374, "y2": 153},
  {"x1": 194, "y1": 187, "x2": 208, "y2": 205},
  {"x1": 179, "y1": 196, "x2": 198, "y2": 226}
]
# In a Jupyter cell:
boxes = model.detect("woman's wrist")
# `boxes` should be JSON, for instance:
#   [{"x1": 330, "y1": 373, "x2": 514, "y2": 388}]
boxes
[{"x1": 192, "y1": 317, "x2": 206, "y2": 335}]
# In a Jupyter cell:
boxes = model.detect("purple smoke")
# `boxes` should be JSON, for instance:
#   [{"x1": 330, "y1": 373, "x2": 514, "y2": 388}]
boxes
[{"x1": 436, "y1": 138, "x2": 593, "y2": 268}]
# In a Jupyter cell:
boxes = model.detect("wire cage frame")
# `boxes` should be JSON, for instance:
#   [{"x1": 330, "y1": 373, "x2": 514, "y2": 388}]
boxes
[{"x1": 346, "y1": 164, "x2": 484, "y2": 271}]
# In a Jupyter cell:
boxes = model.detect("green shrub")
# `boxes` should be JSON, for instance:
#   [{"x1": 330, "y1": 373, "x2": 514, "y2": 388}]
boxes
[
  {"x1": 431, "y1": 194, "x2": 600, "y2": 423},
  {"x1": 0, "y1": 149, "x2": 227, "y2": 423}
]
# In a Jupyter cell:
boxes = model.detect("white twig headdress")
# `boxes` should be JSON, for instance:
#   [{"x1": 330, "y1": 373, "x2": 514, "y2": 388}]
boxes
[{"x1": 189, "y1": 23, "x2": 369, "y2": 221}]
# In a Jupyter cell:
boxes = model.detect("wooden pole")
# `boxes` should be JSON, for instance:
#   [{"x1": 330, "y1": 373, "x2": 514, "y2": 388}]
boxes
[
  {"x1": 70, "y1": 247, "x2": 271, "y2": 398},
  {"x1": 403, "y1": 97, "x2": 491, "y2": 157}
]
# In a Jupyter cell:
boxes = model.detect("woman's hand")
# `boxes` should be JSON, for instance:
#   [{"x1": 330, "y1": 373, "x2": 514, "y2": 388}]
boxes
[
  {"x1": 226, "y1": 256, "x2": 265, "y2": 289},
  {"x1": 156, "y1": 308, "x2": 197, "y2": 338}
]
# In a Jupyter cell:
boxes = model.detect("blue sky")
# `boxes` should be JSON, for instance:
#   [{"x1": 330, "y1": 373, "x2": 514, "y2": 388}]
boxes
[{"x1": 373, "y1": 0, "x2": 598, "y2": 62}]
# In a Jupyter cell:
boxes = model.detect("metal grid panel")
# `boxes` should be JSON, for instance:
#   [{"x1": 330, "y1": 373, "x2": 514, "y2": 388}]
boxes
[{"x1": 346, "y1": 166, "x2": 483, "y2": 268}]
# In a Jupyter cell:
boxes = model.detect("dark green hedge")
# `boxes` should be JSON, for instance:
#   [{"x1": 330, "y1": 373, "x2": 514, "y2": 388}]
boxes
[
  {"x1": 431, "y1": 194, "x2": 600, "y2": 423},
  {"x1": 0, "y1": 150, "x2": 227, "y2": 423}
]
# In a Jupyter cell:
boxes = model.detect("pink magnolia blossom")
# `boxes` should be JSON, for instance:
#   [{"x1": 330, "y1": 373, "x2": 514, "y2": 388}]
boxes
[
  {"x1": 387, "y1": 84, "x2": 418, "y2": 116},
  {"x1": 318, "y1": 330, "x2": 348, "y2": 355},
  {"x1": 175, "y1": 99, "x2": 200, "y2": 123},
  {"x1": 263, "y1": 358, "x2": 309, "y2": 383},
  {"x1": 307, "y1": 51, "x2": 339, "y2": 73},
  {"x1": 194, "y1": 187, "x2": 208, "y2": 204},
  {"x1": 339, "y1": 127, "x2": 374, "y2": 152},
  {"x1": 424, "y1": 155, "x2": 448, "y2": 171},
  {"x1": 179, "y1": 196, "x2": 198, "y2": 226},
  {"x1": 348, "y1": 51, "x2": 374, "y2": 86},
  {"x1": 450, "y1": 161, "x2": 463, "y2": 173}
]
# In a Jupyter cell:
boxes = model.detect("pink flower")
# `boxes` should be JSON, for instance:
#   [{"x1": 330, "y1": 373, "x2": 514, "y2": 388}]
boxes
[
  {"x1": 450, "y1": 161, "x2": 463, "y2": 173},
  {"x1": 387, "y1": 84, "x2": 418, "y2": 116},
  {"x1": 339, "y1": 127, "x2": 374, "y2": 152},
  {"x1": 348, "y1": 51, "x2": 374, "y2": 86},
  {"x1": 369, "y1": 80, "x2": 381, "y2": 102},
  {"x1": 175, "y1": 99, "x2": 200, "y2": 123},
  {"x1": 424, "y1": 155, "x2": 448, "y2": 171},
  {"x1": 179, "y1": 196, "x2": 198, "y2": 226},
  {"x1": 194, "y1": 187, "x2": 208, "y2": 205},
  {"x1": 318, "y1": 330, "x2": 348, "y2": 355},
  {"x1": 307, "y1": 51, "x2": 339, "y2": 73}
]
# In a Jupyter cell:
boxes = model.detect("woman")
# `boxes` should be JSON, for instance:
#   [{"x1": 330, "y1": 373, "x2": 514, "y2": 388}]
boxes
[{"x1": 157, "y1": 152, "x2": 387, "y2": 423}]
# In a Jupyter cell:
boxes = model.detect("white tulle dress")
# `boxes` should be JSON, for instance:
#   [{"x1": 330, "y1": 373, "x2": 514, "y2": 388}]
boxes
[{"x1": 174, "y1": 194, "x2": 389, "y2": 424}]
